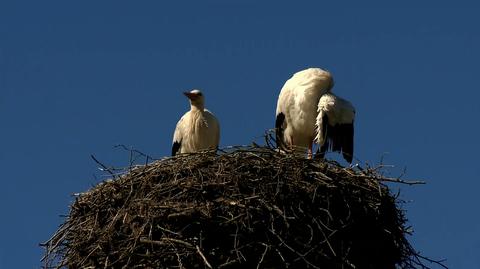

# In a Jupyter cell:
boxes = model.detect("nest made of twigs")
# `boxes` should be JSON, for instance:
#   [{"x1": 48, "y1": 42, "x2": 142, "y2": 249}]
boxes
[{"x1": 42, "y1": 144, "x2": 438, "y2": 269}]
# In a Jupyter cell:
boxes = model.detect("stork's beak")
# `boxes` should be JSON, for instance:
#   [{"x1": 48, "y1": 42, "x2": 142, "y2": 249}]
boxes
[{"x1": 183, "y1": 92, "x2": 196, "y2": 100}]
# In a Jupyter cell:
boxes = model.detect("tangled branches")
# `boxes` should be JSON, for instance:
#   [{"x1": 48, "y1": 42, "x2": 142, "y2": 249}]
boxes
[{"x1": 42, "y1": 145, "x2": 445, "y2": 268}]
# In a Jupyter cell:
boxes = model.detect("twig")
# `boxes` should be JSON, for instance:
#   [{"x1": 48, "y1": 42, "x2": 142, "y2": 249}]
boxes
[
  {"x1": 90, "y1": 154, "x2": 116, "y2": 178},
  {"x1": 416, "y1": 253, "x2": 449, "y2": 269},
  {"x1": 269, "y1": 225, "x2": 321, "y2": 269},
  {"x1": 196, "y1": 245, "x2": 213, "y2": 269},
  {"x1": 139, "y1": 238, "x2": 194, "y2": 249},
  {"x1": 378, "y1": 177, "x2": 426, "y2": 185},
  {"x1": 114, "y1": 144, "x2": 157, "y2": 165},
  {"x1": 257, "y1": 243, "x2": 270, "y2": 269}
]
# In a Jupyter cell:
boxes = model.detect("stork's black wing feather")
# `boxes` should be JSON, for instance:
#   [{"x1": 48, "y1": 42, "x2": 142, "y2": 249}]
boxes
[
  {"x1": 317, "y1": 114, "x2": 354, "y2": 163},
  {"x1": 172, "y1": 141, "x2": 181, "y2": 156},
  {"x1": 275, "y1": 112, "x2": 286, "y2": 150},
  {"x1": 340, "y1": 122, "x2": 354, "y2": 163}
]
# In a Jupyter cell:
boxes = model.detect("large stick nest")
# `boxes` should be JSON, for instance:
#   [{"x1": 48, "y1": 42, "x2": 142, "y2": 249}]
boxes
[{"x1": 42, "y1": 145, "x2": 433, "y2": 269}]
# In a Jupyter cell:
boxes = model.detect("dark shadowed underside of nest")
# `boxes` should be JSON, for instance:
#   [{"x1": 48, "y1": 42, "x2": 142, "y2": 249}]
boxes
[{"x1": 42, "y1": 146, "x2": 440, "y2": 269}]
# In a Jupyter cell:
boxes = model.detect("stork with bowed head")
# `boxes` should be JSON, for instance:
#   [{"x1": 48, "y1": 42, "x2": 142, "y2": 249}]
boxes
[{"x1": 275, "y1": 68, "x2": 355, "y2": 163}]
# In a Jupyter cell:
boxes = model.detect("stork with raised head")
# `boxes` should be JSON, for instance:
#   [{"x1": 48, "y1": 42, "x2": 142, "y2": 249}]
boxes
[
  {"x1": 275, "y1": 68, "x2": 355, "y2": 162},
  {"x1": 172, "y1": 89, "x2": 220, "y2": 156}
]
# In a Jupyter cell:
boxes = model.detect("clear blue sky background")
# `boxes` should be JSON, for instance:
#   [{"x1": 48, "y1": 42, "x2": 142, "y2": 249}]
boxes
[{"x1": 1, "y1": 1, "x2": 479, "y2": 268}]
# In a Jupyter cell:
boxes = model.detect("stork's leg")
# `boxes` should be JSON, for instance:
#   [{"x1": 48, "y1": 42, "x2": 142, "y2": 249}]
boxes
[
  {"x1": 288, "y1": 135, "x2": 294, "y2": 151},
  {"x1": 307, "y1": 137, "x2": 315, "y2": 159},
  {"x1": 315, "y1": 142, "x2": 327, "y2": 160},
  {"x1": 279, "y1": 135, "x2": 294, "y2": 154}
]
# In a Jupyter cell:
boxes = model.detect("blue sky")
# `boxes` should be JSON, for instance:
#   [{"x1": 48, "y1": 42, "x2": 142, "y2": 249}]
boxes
[{"x1": 1, "y1": 1, "x2": 479, "y2": 268}]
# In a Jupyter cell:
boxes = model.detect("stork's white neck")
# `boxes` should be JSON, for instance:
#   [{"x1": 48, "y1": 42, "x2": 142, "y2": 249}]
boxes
[{"x1": 190, "y1": 103, "x2": 205, "y2": 112}]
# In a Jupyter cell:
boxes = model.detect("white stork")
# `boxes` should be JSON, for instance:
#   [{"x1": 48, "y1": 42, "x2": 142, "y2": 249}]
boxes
[
  {"x1": 275, "y1": 68, "x2": 355, "y2": 162},
  {"x1": 172, "y1": 89, "x2": 220, "y2": 156}
]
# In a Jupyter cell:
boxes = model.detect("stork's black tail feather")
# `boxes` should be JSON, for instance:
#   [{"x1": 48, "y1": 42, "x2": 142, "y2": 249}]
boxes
[
  {"x1": 275, "y1": 112, "x2": 286, "y2": 150},
  {"x1": 171, "y1": 141, "x2": 181, "y2": 156},
  {"x1": 316, "y1": 114, "x2": 354, "y2": 163}
]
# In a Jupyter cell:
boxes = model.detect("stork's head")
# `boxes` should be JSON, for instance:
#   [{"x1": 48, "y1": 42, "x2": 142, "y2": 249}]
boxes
[{"x1": 184, "y1": 89, "x2": 205, "y2": 110}]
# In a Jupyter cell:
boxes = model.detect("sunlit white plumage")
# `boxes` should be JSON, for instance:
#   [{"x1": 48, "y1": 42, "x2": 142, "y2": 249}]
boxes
[
  {"x1": 275, "y1": 68, "x2": 333, "y2": 155},
  {"x1": 172, "y1": 89, "x2": 220, "y2": 156},
  {"x1": 275, "y1": 68, "x2": 355, "y2": 162}
]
